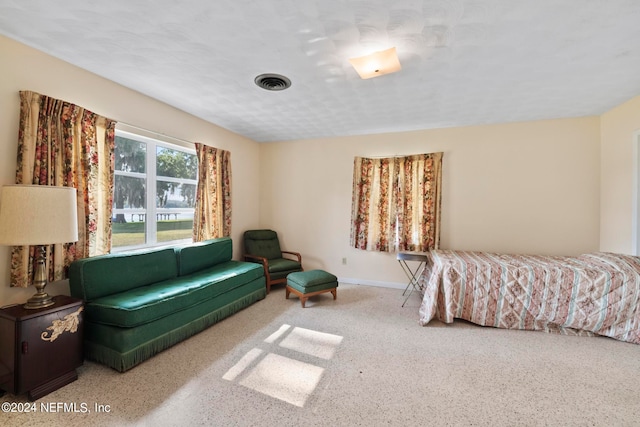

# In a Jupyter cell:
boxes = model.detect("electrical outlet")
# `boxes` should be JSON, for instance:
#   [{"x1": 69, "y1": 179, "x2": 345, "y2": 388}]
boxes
[{"x1": 342, "y1": 257, "x2": 347, "y2": 265}]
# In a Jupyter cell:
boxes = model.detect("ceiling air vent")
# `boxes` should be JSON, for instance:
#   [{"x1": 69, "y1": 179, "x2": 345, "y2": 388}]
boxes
[{"x1": 254, "y1": 73, "x2": 291, "y2": 91}]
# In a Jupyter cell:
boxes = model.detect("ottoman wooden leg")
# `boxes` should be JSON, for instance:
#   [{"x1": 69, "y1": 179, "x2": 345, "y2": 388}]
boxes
[
  {"x1": 331, "y1": 289, "x2": 337, "y2": 300},
  {"x1": 286, "y1": 286, "x2": 307, "y2": 307}
]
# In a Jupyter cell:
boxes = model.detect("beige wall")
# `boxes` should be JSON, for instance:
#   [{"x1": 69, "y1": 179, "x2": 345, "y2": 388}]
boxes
[
  {"x1": 600, "y1": 95, "x2": 640, "y2": 254},
  {"x1": 0, "y1": 35, "x2": 262, "y2": 306},
  {"x1": 261, "y1": 117, "x2": 601, "y2": 287},
  {"x1": 0, "y1": 33, "x2": 615, "y2": 304}
]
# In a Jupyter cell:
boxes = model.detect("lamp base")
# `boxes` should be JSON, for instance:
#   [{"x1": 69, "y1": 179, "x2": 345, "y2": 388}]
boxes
[
  {"x1": 24, "y1": 291, "x2": 55, "y2": 309},
  {"x1": 24, "y1": 246, "x2": 55, "y2": 309}
]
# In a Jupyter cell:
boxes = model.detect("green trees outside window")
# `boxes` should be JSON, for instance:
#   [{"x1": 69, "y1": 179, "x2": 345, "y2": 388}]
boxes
[{"x1": 112, "y1": 132, "x2": 197, "y2": 249}]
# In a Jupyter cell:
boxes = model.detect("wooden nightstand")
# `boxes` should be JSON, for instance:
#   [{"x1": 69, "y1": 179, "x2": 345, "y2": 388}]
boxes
[{"x1": 0, "y1": 295, "x2": 83, "y2": 401}]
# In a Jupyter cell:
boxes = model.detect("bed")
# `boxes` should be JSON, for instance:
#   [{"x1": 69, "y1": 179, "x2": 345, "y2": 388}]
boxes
[{"x1": 418, "y1": 250, "x2": 640, "y2": 344}]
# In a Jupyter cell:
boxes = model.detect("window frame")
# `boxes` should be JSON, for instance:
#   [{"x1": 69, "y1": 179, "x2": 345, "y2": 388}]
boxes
[{"x1": 112, "y1": 128, "x2": 197, "y2": 252}]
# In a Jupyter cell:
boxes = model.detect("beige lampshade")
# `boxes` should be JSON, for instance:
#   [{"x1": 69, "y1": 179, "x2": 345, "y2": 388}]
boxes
[
  {"x1": 0, "y1": 185, "x2": 79, "y2": 246},
  {"x1": 349, "y1": 47, "x2": 402, "y2": 79}
]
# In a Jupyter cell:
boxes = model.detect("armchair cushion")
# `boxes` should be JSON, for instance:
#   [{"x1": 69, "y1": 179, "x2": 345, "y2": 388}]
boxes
[
  {"x1": 268, "y1": 258, "x2": 302, "y2": 274},
  {"x1": 243, "y1": 229, "x2": 282, "y2": 260}
]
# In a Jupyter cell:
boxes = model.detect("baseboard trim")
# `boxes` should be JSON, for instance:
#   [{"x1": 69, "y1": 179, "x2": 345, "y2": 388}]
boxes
[{"x1": 337, "y1": 277, "x2": 406, "y2": 290}]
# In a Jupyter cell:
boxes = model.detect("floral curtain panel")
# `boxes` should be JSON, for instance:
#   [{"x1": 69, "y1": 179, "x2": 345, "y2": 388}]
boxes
[
  {"x1": 11, "y1": 91, "x2": 116, "y2": 287},
  {"x1": 193, "y1": 143, "x2": 232, "y2": 241},
  {"x1": 350, "y1": 152, "x2": 443, "y2": 253}
]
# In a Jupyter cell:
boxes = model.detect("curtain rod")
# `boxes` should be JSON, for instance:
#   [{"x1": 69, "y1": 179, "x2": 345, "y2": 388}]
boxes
[
  {"x1": 363, "y1": 155, "x2": 407, "y2": 158},
  {"x1": 356, "y1": 153, "x2": 431, "y2": 159},
  {"x1": 116, "y1": 122, "x2": 196, "y2": 147}
]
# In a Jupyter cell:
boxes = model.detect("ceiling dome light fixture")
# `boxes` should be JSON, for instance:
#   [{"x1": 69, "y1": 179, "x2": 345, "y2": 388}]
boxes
[
  {"x1": 349, "y1": 47, "x2": 402, "y2": 79},
  {"x1": 254, "y1": 73, "x2": 292, "y2": 91}
]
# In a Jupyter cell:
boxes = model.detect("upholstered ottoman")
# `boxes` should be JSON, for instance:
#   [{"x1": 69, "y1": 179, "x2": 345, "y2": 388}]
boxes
[{"x1": 286, "y1": 270, "x2": 338, "y2": 308}]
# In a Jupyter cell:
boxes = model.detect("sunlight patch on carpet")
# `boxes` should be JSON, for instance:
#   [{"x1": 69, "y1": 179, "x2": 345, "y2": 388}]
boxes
[
  {"x1": 239, "y1": 353, "x2": 324, "y2": 407},
  {"x1": 222, "y1": 324, "x2": 343, "y2": 407},
  {"x1": 222, "y1": 348, "x2": 264, "y2": 381},
  {"x1": 279, "y1": 327, "x2": 343, "y2": 360},
  {"x1": 264, "y1": 324, "x2": 291, "y2": 343}
]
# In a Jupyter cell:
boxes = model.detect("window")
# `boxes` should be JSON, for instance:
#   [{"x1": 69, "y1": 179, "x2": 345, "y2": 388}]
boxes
[
  {"x1": 350, "y1": 153, "x2": 443, "y2": 252},
  {"x1": 112, "y1": 130, "x2": 198, "y2": 251}
]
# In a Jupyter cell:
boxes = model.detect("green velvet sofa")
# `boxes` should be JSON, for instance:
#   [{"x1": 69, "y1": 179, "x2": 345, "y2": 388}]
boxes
[{"x1": 69, "y1": 237, "x2": 265, "y2": 372}]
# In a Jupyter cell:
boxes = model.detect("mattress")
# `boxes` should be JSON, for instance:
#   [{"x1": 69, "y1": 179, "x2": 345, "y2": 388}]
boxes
[{"x1": 419, "y1": 250, "x2": 640, "y2": 344}]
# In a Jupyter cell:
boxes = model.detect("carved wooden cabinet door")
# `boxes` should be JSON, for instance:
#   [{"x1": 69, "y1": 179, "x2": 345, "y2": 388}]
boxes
[{"x1": 0, "y1": 295, "x2": 83, "y2": 400}]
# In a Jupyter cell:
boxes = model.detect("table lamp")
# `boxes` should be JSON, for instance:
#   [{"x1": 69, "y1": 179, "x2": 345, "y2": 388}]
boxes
[{"x1": 0, "y1": 185, "x2": 79, "y2": 309}]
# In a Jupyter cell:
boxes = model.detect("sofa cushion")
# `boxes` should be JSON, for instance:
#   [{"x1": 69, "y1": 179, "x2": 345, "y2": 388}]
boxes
[
  {"x1": 84, "y1": 278, "x2": 266, "y2": 355},
  {"x1": 176, "y1": 237, "x2": 232, "y2": 276},
  {"x1": 85, "y1": 261, "x2": 263, "y2": 328},
  {"x1": 69, "y1": 248, "x2": 178, "y2": 302}
]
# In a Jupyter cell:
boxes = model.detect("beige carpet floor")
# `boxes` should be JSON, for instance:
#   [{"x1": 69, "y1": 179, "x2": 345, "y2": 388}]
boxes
[{"x1": 2, "y1": 283, "x2": 639, "y2": 427}]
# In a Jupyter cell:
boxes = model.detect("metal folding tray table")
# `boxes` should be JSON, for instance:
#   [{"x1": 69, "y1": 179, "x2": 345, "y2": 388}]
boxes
[{"x1": 397, "y1": 252, "x2": 429, "y2": 307}]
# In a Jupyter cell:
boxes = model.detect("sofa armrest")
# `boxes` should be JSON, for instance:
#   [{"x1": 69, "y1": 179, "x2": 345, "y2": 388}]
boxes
[{"x1": 281, "y1": 251, "x2": 302, "y2": 263}]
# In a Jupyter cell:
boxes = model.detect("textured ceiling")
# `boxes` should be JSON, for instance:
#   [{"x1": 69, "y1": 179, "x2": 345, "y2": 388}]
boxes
[{"x1": 1, "y1": 0, "x2": 640, "y2": 143}]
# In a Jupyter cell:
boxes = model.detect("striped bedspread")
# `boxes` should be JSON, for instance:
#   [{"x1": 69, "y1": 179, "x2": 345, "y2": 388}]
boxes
[{"x1": 418, "y1": 250, "x2": 640, "y2": 344}]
